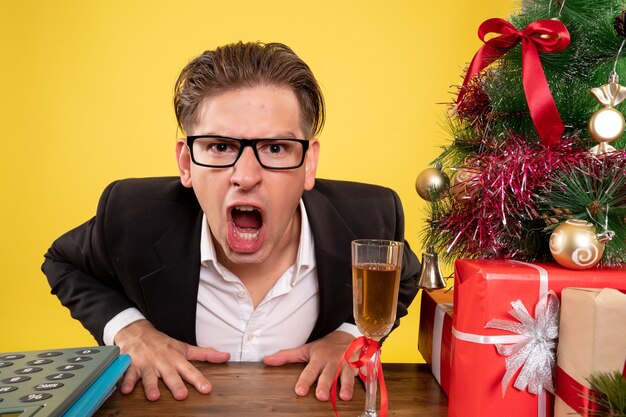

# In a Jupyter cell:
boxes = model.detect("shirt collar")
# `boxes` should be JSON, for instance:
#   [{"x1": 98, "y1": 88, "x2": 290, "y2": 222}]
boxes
[{"x1": 200, "y1": 200, "x2": 315, "y2": 281}]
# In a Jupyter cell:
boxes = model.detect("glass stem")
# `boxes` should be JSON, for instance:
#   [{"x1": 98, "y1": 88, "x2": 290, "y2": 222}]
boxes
[{"x1": 364, "y1": 348, "x2": 379, "y2": 416}]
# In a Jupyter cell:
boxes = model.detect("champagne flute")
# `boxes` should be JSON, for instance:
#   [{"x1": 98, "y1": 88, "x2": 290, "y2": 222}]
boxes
[{"x1": 351, "y1": 239, "x2": 403, "y2": 417}]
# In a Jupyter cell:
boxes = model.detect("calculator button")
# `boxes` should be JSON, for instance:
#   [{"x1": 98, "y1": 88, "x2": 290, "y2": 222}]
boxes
[
  {"x1": 76, "y1": 349, "x2": 99, "y2": 355},
  {"x1": 1, "y1": 376, "x2": 31, "y2": 383},
  {"x1": 67, "y1": 356, "x2": 92, "y2": 363},
  {"x1": 15, "y1": 367, "x2": 43, "y2": 375},
  {"x1": 56, "y1": 364, "x2": 83, "y2": 371},
  {"x1": 0, "y1": 385, "x2": 18, "y2": 393},
  {"x1": 37, "y1": 351, "x2": 63, "y2": 358},
  {"x1": 46, "y1": 373, "x2": 74, "y2": 380},
  {"x1": 27, "y1": 359, "x2": 53, "y2": 366},
  {"x1": 0, "y1": 361, "x2": 12, "y2": 368},
  {"x1": 0, "y1": 354, "x2": 25, "y2": 360},
  {"x1": 34, "y1": 382, "x2": 64, "y2": 390},
  {"x1": 20, "y1": 392, "x2": 53, "y2": 402}
]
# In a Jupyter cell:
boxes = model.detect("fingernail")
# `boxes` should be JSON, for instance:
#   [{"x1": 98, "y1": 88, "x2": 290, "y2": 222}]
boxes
[
  {"x1": 295, "y1": 386, "x2": 306, "y2": 396},
  {"x1": 174, "y1": 389, "x2": 187, "y2": 400},
  {"x1": 316, "y1": 390, "x2": 328, "y2": 401}
]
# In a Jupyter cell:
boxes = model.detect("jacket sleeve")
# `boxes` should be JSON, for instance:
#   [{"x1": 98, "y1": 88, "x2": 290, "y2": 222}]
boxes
[
  {"x1": 390, "y1": 188, "x2": 421, "y2": 329},
  {"x1": 42, "y1": 181, "x2": 136, "y2": 345}
]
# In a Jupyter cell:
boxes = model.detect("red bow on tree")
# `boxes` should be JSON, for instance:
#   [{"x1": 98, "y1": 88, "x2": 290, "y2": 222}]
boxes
[{"x1": 458, "y1": 18, "x2": 571, "y2": 146}]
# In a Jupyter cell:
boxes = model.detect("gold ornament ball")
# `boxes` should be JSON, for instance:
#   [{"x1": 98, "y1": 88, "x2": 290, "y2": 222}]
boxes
[
  {"x1": 415, "y1": 168, "x2": 450, "y2": 201},
  {"x1": 588, "y1": 107, "x2": 625, "y2": 143},
  {"x1": 549, "y1": 219, "x2": 604, "y2": 270}
]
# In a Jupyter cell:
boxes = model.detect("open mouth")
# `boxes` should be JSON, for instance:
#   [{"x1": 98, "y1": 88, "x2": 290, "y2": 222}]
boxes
[
  {"x1": 231, "y1": 206, "x2": 263, "y2": 239},
  {"x1": 227, "y1": 205, "x2": 264, "y2": 253}
]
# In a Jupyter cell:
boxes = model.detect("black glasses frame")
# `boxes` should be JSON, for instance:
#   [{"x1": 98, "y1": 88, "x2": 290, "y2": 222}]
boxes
[{"x1": 186, "y1": 135, "x2": 310, "y2": 170}]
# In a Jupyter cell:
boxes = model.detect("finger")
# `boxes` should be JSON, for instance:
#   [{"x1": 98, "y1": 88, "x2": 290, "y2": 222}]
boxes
[
  {"x1": 187, "y1": 345, "x2": 230, "y2": 364},
  {"x1": 294, "y1": 360, "x2": 323, "y2": 397},
  {"x1": 139, "y1": 366, "x2": 161, "y2": 401},
  {"x1": 339, "y1": 366, "x2": 356, "y2": 401},
  {"x1": 314, "y1": 361, "x2": 340, "y2": 402},
  {"x1": 263, "y1": 347, "x2": 308, "y2": 366},
  {"x1": 120, "y1": 366, "x2": 140, "y2": 395},
  {"x1": 159, "y1": 367, "x2": 189, "y2": 401},
  {"x1": 176, "y1": 358, "x2": 213, "y2": 395}
]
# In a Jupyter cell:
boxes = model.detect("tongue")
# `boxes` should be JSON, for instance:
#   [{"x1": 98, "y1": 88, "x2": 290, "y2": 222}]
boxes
[{"x1": 232, "y1": 209, "x2": 262, "y2": 229}]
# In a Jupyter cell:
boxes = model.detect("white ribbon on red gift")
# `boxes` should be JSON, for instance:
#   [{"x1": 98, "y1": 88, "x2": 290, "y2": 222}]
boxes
[{"x1": 451, "y1": 261, "x2": 558, "y2": 417}]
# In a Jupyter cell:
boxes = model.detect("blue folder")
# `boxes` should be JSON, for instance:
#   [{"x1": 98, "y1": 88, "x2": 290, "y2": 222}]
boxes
[{"x1": 61, "y1": 353, "x2": 131, "y2": 417}]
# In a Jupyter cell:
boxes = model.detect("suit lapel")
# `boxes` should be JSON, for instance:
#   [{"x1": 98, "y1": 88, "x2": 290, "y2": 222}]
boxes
[
  {"x1": 303, "y1": 185, "x2": 356, "y2": 342},
  {"x1": 139, "y1": 195, "x2": 203, "y2": 345}
]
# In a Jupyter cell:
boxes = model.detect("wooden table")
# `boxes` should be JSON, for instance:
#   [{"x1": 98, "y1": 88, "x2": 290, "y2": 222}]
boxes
[{"x1": 95, "y1": 362, "x2": 447, "y2": 416}]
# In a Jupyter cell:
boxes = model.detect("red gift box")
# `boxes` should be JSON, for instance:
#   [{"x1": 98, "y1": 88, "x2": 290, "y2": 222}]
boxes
[
  {"x1": 448, "y1": 259, "x2": 626, "y2": 417},
  {"x1": 417, "y1": 289, "x2": 453, "y2": 395}
]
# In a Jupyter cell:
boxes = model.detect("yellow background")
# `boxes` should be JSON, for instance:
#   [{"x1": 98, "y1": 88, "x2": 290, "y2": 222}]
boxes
[{"x1": 0, "y1": 0, "x2": 514, "y2": 362}]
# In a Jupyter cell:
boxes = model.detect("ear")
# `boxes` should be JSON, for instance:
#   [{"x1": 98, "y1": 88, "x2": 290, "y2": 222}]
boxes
[
  {"x1": 176, "y1": 138, "x2": 193, "y2": 188},
  {"x1": 303, "y1": 139, "x2": 320, "y2": 191}
]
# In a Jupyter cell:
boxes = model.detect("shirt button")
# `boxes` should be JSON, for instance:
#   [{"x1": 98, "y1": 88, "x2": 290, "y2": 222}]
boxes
[
  {"x1": 236, "y1": 290, "x2": 246, "y2": 299},
  {"x1": 247, "y1": 334, "x2": 254, "y2": 341}
]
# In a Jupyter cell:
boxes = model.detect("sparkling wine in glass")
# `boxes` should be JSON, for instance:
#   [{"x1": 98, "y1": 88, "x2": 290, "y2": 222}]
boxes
[{"x1": 351, "y1": 239, "x2": 403, "y2": 417}]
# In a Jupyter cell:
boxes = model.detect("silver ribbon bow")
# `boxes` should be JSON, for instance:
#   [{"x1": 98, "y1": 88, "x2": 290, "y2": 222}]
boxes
[{"x1": 485, "y1": 291, "x2": 560, "y2": 396}]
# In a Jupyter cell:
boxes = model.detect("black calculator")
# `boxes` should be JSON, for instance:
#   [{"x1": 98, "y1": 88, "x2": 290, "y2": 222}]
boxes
[{"x1": 0, "y1": 346, "x2": 130, "y2": 417}]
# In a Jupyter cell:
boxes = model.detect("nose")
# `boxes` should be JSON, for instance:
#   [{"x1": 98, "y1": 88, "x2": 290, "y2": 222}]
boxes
[{"x1": 230, "y1": 147, "x2": 262, "y2": 190}]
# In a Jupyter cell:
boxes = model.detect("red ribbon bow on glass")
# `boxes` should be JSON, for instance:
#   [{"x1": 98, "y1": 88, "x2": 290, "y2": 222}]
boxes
[
  {"x1": 330, "y1": 336, "x2": 388, "y2": 417},
  {"x1": 458, "y1": 18, "x2": 570, "y2": 146}
]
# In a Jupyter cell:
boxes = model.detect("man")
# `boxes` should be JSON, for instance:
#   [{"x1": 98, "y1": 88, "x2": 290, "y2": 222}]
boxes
[{"x1": 43, "y1": 41, "x2": 420, "y2": 403}]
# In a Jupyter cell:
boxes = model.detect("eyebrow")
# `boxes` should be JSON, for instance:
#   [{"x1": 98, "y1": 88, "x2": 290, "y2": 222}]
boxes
[{"x1": 271, "y1": 131, "x2": 300, "y2": 139}]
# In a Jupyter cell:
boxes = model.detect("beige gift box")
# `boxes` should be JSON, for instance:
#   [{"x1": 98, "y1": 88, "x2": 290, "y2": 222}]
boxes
[{"x1": 554, "y1": 287, "x2": 626, "y2": 417}]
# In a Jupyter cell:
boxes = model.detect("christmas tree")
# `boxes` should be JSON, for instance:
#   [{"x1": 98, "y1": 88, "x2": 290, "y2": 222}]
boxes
[{"x1": 418, "y1": 0, "x2": 626, "y2": 269}]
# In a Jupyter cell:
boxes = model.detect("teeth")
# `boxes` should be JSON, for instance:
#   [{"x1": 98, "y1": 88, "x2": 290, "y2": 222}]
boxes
[
  {"x1": 235, "y1": 206, "x2": 255, "y2": 211},
  {"x1": 235, "y1": 229, "x2": 260, "y2": 241}
]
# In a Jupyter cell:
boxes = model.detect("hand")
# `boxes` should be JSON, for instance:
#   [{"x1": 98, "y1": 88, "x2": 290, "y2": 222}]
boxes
[
  {"x1": 114, "y1": 319, "x2": 230, "y2": 401},
  {"x1": 262, "y1": 331, "x2": 356, "y2": 402}
]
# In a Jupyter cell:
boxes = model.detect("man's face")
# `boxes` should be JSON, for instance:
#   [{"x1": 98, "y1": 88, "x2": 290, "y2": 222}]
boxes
[{"x1": 176, "y1": 85, "x2": 319, "y2": 268}]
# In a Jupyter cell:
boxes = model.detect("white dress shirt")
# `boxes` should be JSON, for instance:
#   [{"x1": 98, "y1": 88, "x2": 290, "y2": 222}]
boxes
[{"x1": 103, "y1": 200, "x2": 360, "y2": 358}]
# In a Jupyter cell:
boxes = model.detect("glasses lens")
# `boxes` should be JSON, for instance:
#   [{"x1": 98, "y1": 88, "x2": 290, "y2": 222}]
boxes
[
  {"x1": 255, "y1": 140, "x2": 305, "y2": 168},
  {"x1": 191, "y1": 137, "x2": 240, "y2": 167}
]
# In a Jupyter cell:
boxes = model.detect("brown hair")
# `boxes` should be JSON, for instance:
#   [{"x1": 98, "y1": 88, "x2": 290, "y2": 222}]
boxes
[{"x1": 174, "y1": 41, "x2": 325, "y2": 138}]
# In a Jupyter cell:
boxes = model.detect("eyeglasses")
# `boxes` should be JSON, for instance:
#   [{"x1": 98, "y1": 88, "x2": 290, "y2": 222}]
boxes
[{"x1": 186, "y1": 135, "x2": 310, "y2": 170}]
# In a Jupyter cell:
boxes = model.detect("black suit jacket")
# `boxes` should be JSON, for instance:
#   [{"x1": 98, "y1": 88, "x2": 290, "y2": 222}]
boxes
[{"x1": 43, "y1": 177, "x2": 420, "y2": 345}]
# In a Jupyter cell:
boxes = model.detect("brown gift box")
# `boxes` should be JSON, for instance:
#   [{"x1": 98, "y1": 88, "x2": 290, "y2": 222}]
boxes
[
  {"x1": 554, "y1": 287, "x2": 626, "y2": 417},
  {"x1": 417, "y1": 289, "x2": 453, "y2": 395}
]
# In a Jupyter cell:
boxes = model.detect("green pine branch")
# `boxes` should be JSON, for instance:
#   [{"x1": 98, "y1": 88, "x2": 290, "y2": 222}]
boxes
[{"x1": 585, "y1": 371, "x2": 626, "y2": 417}]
